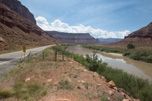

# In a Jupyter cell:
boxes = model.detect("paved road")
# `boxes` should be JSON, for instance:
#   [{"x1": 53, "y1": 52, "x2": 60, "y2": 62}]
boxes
[{"x1": 0, "y1": 45, "x2": 55, "y2": 76}]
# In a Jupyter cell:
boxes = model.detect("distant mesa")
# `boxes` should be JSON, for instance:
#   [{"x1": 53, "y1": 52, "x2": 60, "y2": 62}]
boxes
[
  {"x1": 0, "y1": 0, "x2": 57, "y2": 51},
  {"x1": 116, "y1": 22, "x2": 152, "y2": 46},
  {"x1": 46, "y1": 31, "x2": 99, "y2": 44},
  {"x1": 97, "y1": 38, "x2": 122, "y2": 44}
]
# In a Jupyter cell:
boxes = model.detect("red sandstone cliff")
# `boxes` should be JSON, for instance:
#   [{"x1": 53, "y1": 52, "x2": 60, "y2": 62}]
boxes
[
  {"x1": 0, "y1": 1, "x2": 57, "y2": 51},
  {"x1": 0, "y1": 0, "x2": 36, "y2": 24},
  {"x1": 117, "y1": 22, "x2": 152, "y2": 46}
]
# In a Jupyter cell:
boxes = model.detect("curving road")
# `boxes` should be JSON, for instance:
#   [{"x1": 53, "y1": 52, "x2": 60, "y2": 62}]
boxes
[{"x1": 0, "y1": 45, "x2": 55, "y2": 76}]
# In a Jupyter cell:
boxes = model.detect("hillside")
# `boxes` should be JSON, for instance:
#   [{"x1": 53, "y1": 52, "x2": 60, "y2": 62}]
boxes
[
  {"x1": 118, "y1": 22, "x2": 152, "y2": 46},
  {"x1": 46, "y1": 31, "x2": 99, "y2": 44},
  {"x1": 97, "y1": 38, "x2": 122, "y2": 44},
  {"x1": 0, "y1": 0, "x2": 57, "y2": 52}
]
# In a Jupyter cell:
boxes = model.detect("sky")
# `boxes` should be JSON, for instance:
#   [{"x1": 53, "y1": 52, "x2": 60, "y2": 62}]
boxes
[{"x1": 18, "y1": 0, "x2": 152, "y2": 38}]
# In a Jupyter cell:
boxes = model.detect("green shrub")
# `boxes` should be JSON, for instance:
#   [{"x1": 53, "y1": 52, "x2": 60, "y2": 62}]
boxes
[
  {"x1": 146, "y1": 55, "x2": 152, "y2": 63},
  {"x1": 123, "y1": 51, "x2": 130, "y2": 56},
  {"x1": 14, "y1": 82, "x2": 47, "y2": 100},
  {"x1": 127, "y1": 43, "x2": 135, "y2": 49},
  {"x1": 101, "y1": 96, "x2": 108, "y2": 101},
  {"x1": 57, "y1": 78, "x2": 75, "y2": 90},
  {"x1": 40, "y1": 49, "x2": 49, "y2": 59},
  {"x1": 0, "y1": 89, "x2": 14, "y2": 99}
]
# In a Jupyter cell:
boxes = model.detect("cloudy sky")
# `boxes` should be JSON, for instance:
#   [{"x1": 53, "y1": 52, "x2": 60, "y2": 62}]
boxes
[{"x1": 19, "y1": 0, "x2": 152, "y2": 38}]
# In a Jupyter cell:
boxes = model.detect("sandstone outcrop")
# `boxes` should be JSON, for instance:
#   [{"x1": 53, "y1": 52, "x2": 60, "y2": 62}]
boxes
[
  {"x1": 117, "y1": 22, "x2": 152, "y2": 46},
  {"x1": 0, "y1": 1, "x2": 57, "y2": 51},
  {"x1": 0, "y1": 0, "x2": 36, "y2": 24}
]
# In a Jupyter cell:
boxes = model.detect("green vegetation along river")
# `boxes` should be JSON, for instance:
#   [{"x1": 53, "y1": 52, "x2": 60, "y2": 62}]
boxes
[{"x1": 67, "y1": 46, "x2": 152, "y2": 82}]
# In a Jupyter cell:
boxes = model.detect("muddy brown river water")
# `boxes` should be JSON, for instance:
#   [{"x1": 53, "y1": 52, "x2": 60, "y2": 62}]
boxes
[{"x1": 67, "y1": 46, "x2": 152, "y2": 82}]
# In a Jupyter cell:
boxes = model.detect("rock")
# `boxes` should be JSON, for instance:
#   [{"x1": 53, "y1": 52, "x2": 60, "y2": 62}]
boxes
[
  {"x1": 77, "y1": 80, "x2": 85, "y2": 83},
  {"x1": 25, "y1": 78, "x2": 30, "y2": 82},
  {"x1": 109, "y1": 90, "x2": 115, "y2": 95},
  {"x1": 121, "y1": 92, "x2": 126, "y2": 97},
  {"x1": 108, "y1": 80, "x2": 116, "y2": 88},
  {"x1": 122, "y1": 99, "x2": 129, "y2": 101},
  {"x1": 69, "y1": 62, "x2": 73, "y2": 64},
  {"x1": 97, "y1": 84, "x2": 102, "y2": 86},
  {"x1": 0, "y1": 37, "x2": 5, "y2": 42},
  {"x1": 77, "y1": 85, "x2": 85, "y2": 89},
  {"x1": 47, "y1": 79, "x2": 52, "y2": 82},
  {"x1": 100, "y1": 76, "x2": 107, "y2": 81},
  {"x1": 83, "y1": 69, "x2": 87, "y2": 72},
  {"x1": 134, "y1": 99, "x2": 140, "y2": 101},
  {"x1": 93, "y1": 72, "x2": 98, "y2": 77},
  {"x1": 113, "y1": 87, "x2": 118, "y2": 91},
  {"x1": 51, "y1": 98, "x2": 71, "y2": 101}
]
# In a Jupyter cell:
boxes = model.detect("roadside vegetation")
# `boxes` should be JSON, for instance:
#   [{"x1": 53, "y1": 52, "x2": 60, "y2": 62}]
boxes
[
  {"x1": 53, "y1": 45, "x2": 152, "y2": 101},
  {"x1": 82, "y1": 45, "x2": 152, "y2": 63},
  {"x1": 0, "y1": 48, "x2": 51, "y2": 100}
]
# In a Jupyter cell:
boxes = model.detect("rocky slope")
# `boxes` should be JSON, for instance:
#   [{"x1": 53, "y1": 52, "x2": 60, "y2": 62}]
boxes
[
  {"x1": 0, "y1": 0, "x2": 57, "y2": 51},
  {"x1": 46, "y1": 31, "x2": 99, "y2": 44},
  {"x1": 118, "y1": 22, "x2": 152, "y2": 46}
]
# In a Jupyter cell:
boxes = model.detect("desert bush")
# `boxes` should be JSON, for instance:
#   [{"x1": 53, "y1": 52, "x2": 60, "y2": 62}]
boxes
[
  {"x1": 0, "y1": 89, "x2": 14, "y2": 99},
  {"x1": 57, "y1": 78, "x2": 75, "y2": 90},
  {"x1": 40, "y1": 49, "x2": 49, "y2": 59},
  {"x1": 123, "y1": 51, "x2": 130, "y2": 56},
  {"x1": 101, "y1": 96, "x2": 108, "y2": 101},
  {"x1": 127, "y1": 43, "x2": 135, "y2": 49},
  {"x1": 146, "y1": 55, "x2": 152, "y2": 63}
]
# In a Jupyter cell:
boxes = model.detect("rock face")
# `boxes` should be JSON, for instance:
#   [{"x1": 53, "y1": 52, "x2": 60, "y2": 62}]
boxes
[
  {"x1": 0, "y1": 1, "x2": 57, "y2": 51},
  {"x1": 0, "y1": 0, "x2": 36, "y2": 24},
  {"x1": 118, "y1": 22, "x2": 152, "y2": 46},
  {"x1": 46, "y1": 31, "x2": 99, "y2": 44}
]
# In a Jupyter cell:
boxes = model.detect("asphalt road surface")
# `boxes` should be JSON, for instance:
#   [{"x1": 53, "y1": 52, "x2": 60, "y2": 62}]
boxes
[{"x1": 0, "y1": 45, "x2": 54, "y2": 76}]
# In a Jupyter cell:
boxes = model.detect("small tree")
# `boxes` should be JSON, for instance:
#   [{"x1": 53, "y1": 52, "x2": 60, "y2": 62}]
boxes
[
  {"x1": 60, "y1": 45, "x2": 68, "y2": 61},
  {"x1": 127, "y1": 43, "x2": 135, "y2": 49},
  {"x1": 52, "y1": 45, "x2": 60, "y2": 61}
]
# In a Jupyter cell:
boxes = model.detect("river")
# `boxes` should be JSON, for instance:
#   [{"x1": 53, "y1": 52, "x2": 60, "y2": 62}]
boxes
[{"x1": 67, "y1": 46, "x2": 152, "y2": 82}]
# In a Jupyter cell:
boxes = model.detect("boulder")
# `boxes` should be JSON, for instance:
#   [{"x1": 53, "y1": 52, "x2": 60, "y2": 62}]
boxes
[
  {"x1": 0, "y1": 37, "x2": 5, "y2": 42},
  {"x1": 122, "y1": 99, "x2": 129, "y2": 101},
  {"x1": 108, "y1": 80, "x2": 116, "y2": 88},
  {"x1": 25, "y1": 78, "x2": 30, "y2": 82}
]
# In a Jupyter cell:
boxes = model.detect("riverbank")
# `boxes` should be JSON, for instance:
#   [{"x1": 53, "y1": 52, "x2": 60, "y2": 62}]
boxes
[
  {"x1": 101, "y1": 52, "x2": 123, "y2": 57},
  {"x1": 67, "y1": 45, "x2": 152, "y2": 81},
  {"x1": 82, "y1": 45, "x2": 152, "y2": 63}
]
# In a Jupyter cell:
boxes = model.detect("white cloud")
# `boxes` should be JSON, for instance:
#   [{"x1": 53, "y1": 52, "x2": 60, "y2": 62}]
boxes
[{"x1": 36, "y1": 16, "x2": 130, "y2": 38}]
